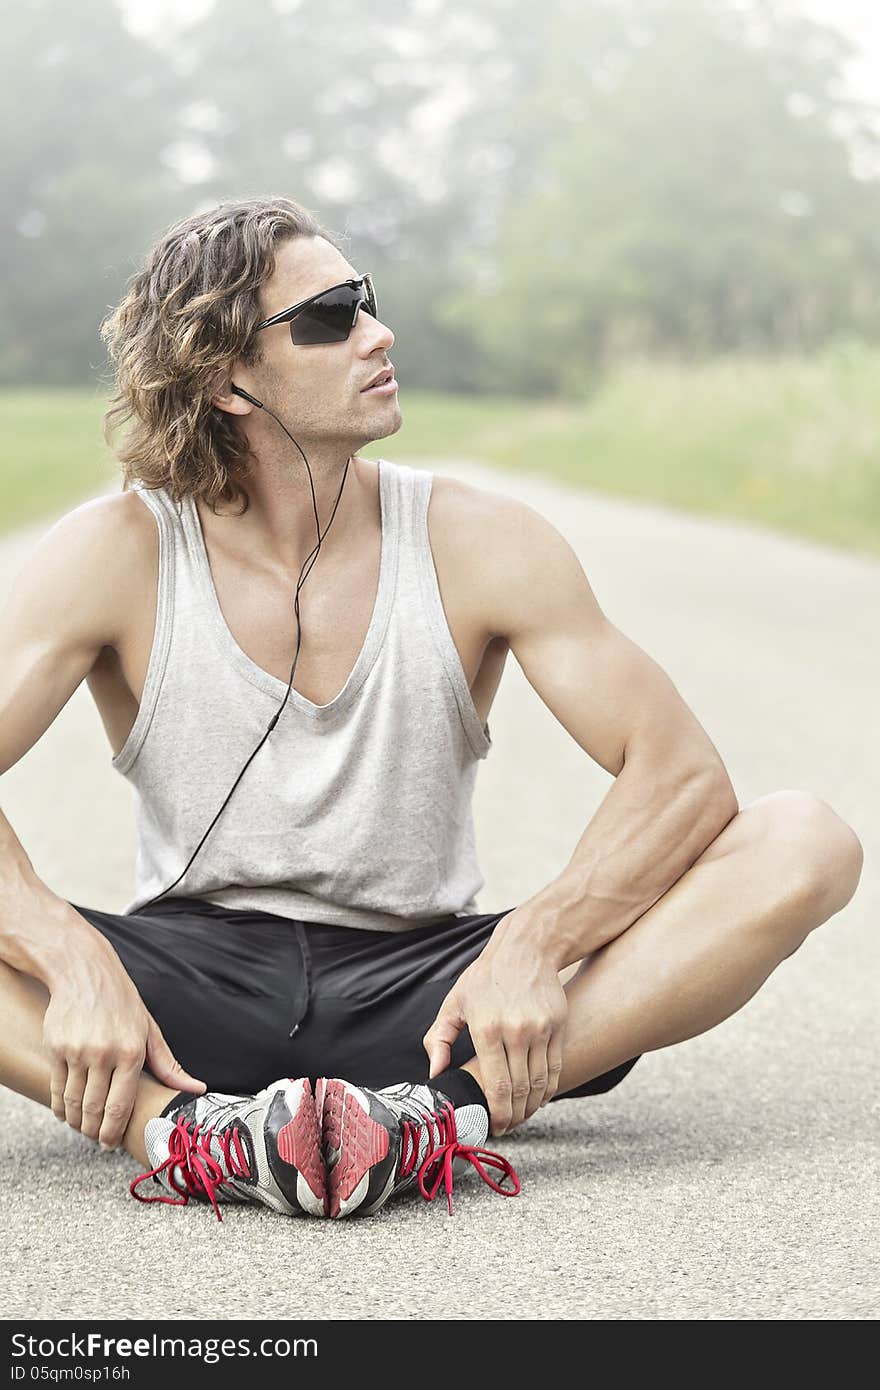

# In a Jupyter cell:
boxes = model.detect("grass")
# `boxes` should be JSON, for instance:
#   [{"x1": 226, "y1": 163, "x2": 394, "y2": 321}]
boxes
[
  {"x1": 0, "y1": 387, "x2": 121, "y2": 530},
  {"x1": 2, "y1": 342, "x2": 878, "y2": 555}
]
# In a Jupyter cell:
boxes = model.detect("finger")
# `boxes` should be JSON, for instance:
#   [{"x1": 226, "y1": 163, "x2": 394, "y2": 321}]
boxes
[
  {"x1": 78, "y1": 1066, "x2": 113, "y2": 1143},
  {"x1": 49, "y1": 1059, "x2": 68, "y2": 1122},
  {"x1": 523, "y1": 1039, "x2": 551, "y2": 1122},
  {"x1": 542, "y1": 1026, "x2": 566, "y2": 1109},
  {"x1": 427, "y1": 1038, "x2": 452, "y2": 1080},
  {"x1": 423, "y1": 992, "x2": 465, "y2": 1079},
  {"x1": 501, "y1": 1033, "x2": 533, "y2": 1134},
  {"x1": 471, "y1": 1028, "x2": 512, "y2": 1137},
  {"x1": 98, "y1": 1064, "x2": 142, "y2": 1151},
  {"x1": 63, "y1": 1064, "x2": 89, "y2": 1131},
  {"x1": 145, "y1": 1021, "x2": 205, "y2": 1093}
]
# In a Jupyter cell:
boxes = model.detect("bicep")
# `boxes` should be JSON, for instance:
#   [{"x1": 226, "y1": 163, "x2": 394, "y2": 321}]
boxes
[{"x1": 491, "y1": 502, "x2": 729, "y2": 779}]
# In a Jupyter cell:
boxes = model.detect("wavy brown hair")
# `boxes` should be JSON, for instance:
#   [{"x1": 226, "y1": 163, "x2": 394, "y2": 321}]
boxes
[{"x1": 99, "y1": 196, "x2": 345, "y2": 515}]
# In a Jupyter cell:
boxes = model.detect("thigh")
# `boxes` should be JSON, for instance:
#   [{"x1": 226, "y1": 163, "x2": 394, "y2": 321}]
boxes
[{"x1": 65, "y1": 896, "x2": 308, "y2": 1094}]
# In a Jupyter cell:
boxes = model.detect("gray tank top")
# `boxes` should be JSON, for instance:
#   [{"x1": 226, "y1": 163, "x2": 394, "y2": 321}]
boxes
[{"x1": 111, "y1": 457, "x2": 493, "y2": 931}]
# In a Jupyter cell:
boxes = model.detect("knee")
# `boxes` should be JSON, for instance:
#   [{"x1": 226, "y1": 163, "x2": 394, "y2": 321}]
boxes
[{"x1": 765, "y1": 790, "x2": 864, "y2": 917}]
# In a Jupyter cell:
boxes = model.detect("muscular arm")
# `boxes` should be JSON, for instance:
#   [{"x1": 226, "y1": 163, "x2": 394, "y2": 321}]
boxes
[
  {"x1": 476, "y1": 488, "x2": 739, "y2": 964},
  {"x1": 0, "y1": 495, "x2": 136, "y2": 972},
  {"x1": 0, "y1": 491, "x2": 204, "y2": 1144},
  {"x1": 0, "y1": 496, "x2": 145, "y2": 1124}
]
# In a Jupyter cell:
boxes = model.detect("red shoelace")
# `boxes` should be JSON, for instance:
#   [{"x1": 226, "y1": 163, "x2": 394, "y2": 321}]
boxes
[
  {"x1": 401, "y1": 1100, "x2": 521, "y2": 1215},
  {"x1": 129, "y1": 1116, "x2": 251, "y2": 1223}
]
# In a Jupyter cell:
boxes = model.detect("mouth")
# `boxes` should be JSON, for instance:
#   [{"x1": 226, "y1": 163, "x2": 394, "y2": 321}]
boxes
[{"x1": 361, "y1": 368, "x2": 397, "y2": 394}]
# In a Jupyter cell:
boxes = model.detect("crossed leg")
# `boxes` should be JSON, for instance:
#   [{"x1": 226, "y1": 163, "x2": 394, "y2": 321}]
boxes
[
  {"x1": 460, "y1": 789, "x2": 864, "y2": 1135},
  {"x1": 0, "y1": 791, "x2": 864, "y2": 1166}
]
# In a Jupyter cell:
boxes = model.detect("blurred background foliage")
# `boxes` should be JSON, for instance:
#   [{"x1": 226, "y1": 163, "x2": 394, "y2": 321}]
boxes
[
  {"x1": 1, "y1": 0, "x2": 879, "y2": 551},
  {"x1": 5, "y1": 0, "x2": 880, "y2": 391}
]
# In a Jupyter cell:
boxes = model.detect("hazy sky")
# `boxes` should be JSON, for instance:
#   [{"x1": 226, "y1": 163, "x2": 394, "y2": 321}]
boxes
[
  {"x1": 801, "y1": 0, "x2": 880, "y2": 99},
  {"x1": 117, "y1": 0, "x2": 880, "y2": 190},
  {"x1": 118, "y1": 0, "x2": 880, "y2": 103}
]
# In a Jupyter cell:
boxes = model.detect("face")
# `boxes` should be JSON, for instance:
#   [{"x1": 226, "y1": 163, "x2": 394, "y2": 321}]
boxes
[{"x1": 221, "y1": 235, "x2": 401, "y2": 451}]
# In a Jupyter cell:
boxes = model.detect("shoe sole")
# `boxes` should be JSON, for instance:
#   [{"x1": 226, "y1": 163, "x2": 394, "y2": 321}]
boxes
[
  {"x1": 315, "y1": 1078, "x2": 393, "y2": 1219},
  {"x1": 270, "y1": 1078, "x2": 327, "y2": 1218}
]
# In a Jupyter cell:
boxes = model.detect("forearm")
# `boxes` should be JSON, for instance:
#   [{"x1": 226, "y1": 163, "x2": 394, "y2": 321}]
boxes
[
  {"x1": 0, "y1": 803, "x2": 113, "y2": 987},
  {"x1": 508, "y1": 756, "x2": 738, "y2": 969}
]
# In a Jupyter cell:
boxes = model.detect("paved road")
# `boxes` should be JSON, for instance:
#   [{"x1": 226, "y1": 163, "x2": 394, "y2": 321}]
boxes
[{"x1": 0, "y1": 459, "x2": 876, "y2": 1320}]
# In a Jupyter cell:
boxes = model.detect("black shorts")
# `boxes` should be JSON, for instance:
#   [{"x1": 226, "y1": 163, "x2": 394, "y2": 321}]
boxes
[{"x1": 65, "y1": 895, "x2": 641, "y2": 1100}]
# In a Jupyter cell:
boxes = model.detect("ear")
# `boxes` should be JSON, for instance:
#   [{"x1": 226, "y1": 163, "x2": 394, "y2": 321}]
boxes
[{"x1": 210, "y1": 381, "x2": 255, "y2": 415}]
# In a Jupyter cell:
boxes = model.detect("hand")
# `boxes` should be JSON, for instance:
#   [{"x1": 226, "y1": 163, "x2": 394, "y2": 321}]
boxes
[
  {"x1": 42, "y1": 944, "x2": 206, "y2": 1151},
  {"x1": 423, "y1": 908, "x2": 568, "y2": 1136}
]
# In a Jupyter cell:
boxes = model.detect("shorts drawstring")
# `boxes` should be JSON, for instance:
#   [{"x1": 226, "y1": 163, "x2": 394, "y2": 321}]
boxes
[{"x1": 290, "y1": 920, "x2": 313, "y2": 1038}]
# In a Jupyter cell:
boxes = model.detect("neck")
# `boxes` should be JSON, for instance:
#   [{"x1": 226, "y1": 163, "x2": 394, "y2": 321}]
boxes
[{"x1": 205, "y1": 452, "x2": 379, "y2": 580}]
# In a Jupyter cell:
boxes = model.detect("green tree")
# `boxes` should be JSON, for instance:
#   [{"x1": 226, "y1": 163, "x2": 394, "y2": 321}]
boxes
[
  {"x1": 440, "y1": 0, "x2": 880, "y2": 394},
  {"x1": 0, "y1": 0, "x2": 188, "y2": 383},
  {"x1": 4, "y1": 0, "x2": 880, "y2": 394}
]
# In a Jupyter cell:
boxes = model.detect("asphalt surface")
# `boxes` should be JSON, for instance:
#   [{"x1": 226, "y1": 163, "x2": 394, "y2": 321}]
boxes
[{"x1": 0, "y1": 458, "x2": 876, "y2": 1320}]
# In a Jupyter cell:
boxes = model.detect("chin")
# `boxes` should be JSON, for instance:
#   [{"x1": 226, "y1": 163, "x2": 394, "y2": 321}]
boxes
[{"x1": 364, "y1": 410, "x2": 403, "y2": 447}]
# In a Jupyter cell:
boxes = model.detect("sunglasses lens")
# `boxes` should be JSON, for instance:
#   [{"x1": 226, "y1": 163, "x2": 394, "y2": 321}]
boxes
[{"x1": 290, "y1": 278, "x2": 376, "y2": 345}]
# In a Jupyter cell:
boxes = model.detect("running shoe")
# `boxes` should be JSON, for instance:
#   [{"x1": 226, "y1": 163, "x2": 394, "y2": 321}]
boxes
[
  {"x1": 130, "y1": 1077, "x2": 326, "y2": 1221},
  {"x1": 315, "y1": 1077, "x2": 520, "y2": 1218}
]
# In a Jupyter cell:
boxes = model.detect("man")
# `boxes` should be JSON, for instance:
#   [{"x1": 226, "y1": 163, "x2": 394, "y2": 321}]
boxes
[{"x1": 0, "y1": 196, "x2": 864, "y2": 1224}]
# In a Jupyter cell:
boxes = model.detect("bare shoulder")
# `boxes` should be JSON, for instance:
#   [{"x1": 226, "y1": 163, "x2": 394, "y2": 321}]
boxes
[
  {"x1": 45, "y1": 487, "x2": 154, "y2": 546},
  {"x1": 426, "y1": 470, "x2": 591, "y2": 643},
  {"x1": 19, "y1": 488, "x2": 157, "y2": 653},
  {"x1": 50, "y1": 487, "x2": 157, "y2": 569},
  {"x1": 427, "y1": 468, "x2": 576, "y2": 554},
  {"x1": 0, "y1": 489, "x2": 159, "y2": 774}
]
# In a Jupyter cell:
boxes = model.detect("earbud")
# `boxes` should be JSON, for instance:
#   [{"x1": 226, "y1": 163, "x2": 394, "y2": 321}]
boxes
[{"x1": 230, "y1": 383, "x2": 264, "y2": 409}]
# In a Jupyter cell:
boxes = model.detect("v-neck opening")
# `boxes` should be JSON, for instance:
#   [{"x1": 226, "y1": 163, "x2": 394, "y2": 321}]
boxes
[{"x1": 185, "y1": 457, "x2": 397, "y2": 721}]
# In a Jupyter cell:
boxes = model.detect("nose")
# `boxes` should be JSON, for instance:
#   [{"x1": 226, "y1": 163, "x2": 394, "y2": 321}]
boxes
[{"x1": 358, "y1": 306, "x2": 394, "y2": 350}]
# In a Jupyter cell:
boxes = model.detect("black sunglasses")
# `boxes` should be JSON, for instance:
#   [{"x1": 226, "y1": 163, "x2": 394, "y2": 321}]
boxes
[{"x1": 253, "y1": 274, "x2": 377, "y2": 346}]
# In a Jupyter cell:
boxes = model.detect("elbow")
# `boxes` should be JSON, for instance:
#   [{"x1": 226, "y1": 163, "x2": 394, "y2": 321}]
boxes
[
  {"x1": 695, "y1": 762, "x2": 739, "y2": 819},
  {"x1": 625, "y1": 731, "x2": 739, "y2": 817}
]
